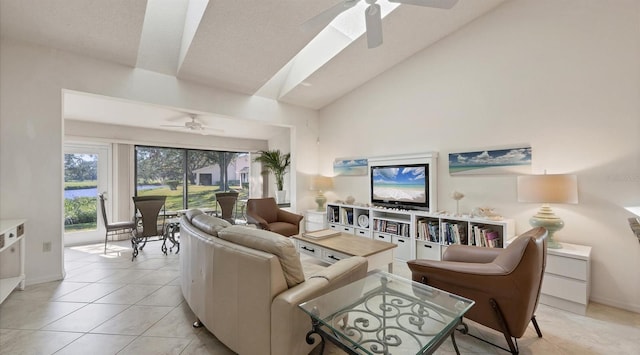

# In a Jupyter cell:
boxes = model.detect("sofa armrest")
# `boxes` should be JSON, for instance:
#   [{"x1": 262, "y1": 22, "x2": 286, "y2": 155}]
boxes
[
  {"x1": 442, "y1": 244, "x2": 503, "y2": 263},
  {"x1": 246, "y1": 212, "x2": 269, "y2": 230},
  {"x1": 270, "y1": 257, "x2": 368, "y2": 355},
  {"x1": 277, "y1": 209, "x2": 304, "y2": 225}
]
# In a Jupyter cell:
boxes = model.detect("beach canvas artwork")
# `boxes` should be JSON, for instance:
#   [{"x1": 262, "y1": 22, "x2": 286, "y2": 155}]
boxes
[
  {"x1": 333, "y1": 158, "x2": 368, "y2": 176},
  {"x1": 449, "y1": 147, "x2": 532, "y2": 175},
  {"x1": 372, "y1": 166, "x2": 427, "y2": 203}
]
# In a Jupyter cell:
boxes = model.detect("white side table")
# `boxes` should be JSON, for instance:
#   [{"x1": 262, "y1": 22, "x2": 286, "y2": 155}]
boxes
[
  {"x1": 0, "y1": 219, "x2": 26, "y2": 304},
  {"x1": 540, "y1": 242, "x2": 592, "y2": 315},
  {"x1": 305, "y1": 210, "x2": 327, "y2": 232}
]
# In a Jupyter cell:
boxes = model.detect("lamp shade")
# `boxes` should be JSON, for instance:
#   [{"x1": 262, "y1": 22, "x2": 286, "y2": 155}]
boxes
[
  {"x1": 310, "y1": 175, "x2": 334, "y2": 192},
  {"x1": 517, "y1": 174, "x2": 578, "y2": 204}
]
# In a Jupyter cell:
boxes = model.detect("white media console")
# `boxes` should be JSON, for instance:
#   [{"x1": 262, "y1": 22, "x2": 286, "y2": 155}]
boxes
[{"x1": 327, "y1": 203, "x2": 515, "y2": 262}]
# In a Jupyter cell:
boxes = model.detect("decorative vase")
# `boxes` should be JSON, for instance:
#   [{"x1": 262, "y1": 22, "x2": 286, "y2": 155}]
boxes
[{"x1": 276, "y1": 190, "x2": 287, "y2": 204}]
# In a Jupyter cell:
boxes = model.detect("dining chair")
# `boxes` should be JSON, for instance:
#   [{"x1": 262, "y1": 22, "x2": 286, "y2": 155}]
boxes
[
  {"x1": 99, "y1": 193, "x2": 135, "y2": 254},
  {"x1": 131, "y1": 195, "x2": 167, "y2": 260},
  {"x1": 215, "y1": 191, "x2": 239, "y2": 224}
]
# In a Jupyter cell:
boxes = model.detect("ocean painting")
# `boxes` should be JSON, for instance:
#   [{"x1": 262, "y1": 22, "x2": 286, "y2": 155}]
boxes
[
  {"x1": 449, "y1": 147, "x2": 532, "y2": 175},
  {"x1": 333, "y1": 158, "x2": 368, "y2": 176},
  {"x1": 372, "y1": 166, "x2": 426, "y2": 203}
]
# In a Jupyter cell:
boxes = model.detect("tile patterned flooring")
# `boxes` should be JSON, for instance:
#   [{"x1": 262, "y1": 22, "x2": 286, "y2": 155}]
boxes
[{"x1": 0, "y1": 239, "x2": 638, "y2": 354}]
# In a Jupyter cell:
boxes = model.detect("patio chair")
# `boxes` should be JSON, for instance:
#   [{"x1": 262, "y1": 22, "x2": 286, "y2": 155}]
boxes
[
  {"x1": 131, "y1": 195, "x2": 167, "y2": 260},
  {"x1": 215, "y1": 191, "x2": 239, "y2": 224},
  {"x1": 99, "y1": 193, "x2": 135, "y2": 254}
]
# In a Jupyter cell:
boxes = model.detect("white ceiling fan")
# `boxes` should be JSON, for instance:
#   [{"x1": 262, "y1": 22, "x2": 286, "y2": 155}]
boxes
[
  {"x1": 303, "y1": 0, "x2": 459, "y2": 48},
  {"x1": 160, "y1": 114, "x2": 224, "y2": 135}
]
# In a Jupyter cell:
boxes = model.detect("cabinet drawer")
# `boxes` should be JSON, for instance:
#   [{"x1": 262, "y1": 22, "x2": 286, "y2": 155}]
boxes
[
  {"x1": 306, "y1": 213, "x2": 325, "y2": 223},
  {"x1": 392, "y1": 236, "x2": 411, "y2": 261},
  {"x1": 0, "y1": 227, "x2": 17, "y2": 252},
  {"x1": 547, "y1": 254, "x2": 588, "y2": 280},
  {"x1": 355, "y1": 228, "x2": 371, "y2": 238},
  {"x1": 542, "y1": 274, "x2": 588, "y2": 304},
  {"x1": 297, "y1": 241, "x2": 322, "y2": 258},
  {"x1": 339, "y1": 226, "x2": 354, "y2": 234},
  {"x1": 328, "y1": 223, "x2": 340, "y2": 231},
  {"x1": 321, "y1": 249, "x2": 350, "y2": 264},
  {"x1": 374, "y1": 233, "x2": 392, "y2": 243},
  {"x1": 416, "y1": 241, "x2": 440, "y2": 260},
  {"x1": 305, "y1": 221, "x2": 326, "y2": 232}
]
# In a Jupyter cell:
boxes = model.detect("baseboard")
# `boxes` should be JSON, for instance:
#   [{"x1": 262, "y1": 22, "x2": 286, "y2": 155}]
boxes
[
  {"x1": 589, "y1": 295, "x2": 640, "y2": 314},
  {"x1": 26, "y1": 272, "x2": 64, "y2": 287}
]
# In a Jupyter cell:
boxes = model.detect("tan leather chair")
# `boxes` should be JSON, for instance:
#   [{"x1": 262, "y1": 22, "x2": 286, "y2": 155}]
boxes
[
  {"x1": 407, "y1": 227, "x2": 548, "y2": 354},
  {"x1": 245, "y1": 197, "x2": 303, "y2": 236}
]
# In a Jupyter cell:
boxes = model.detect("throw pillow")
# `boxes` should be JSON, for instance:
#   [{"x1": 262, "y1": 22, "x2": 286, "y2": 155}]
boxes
[{"x1": 218, "y1": 225, "x2": 305, "y2": 287}]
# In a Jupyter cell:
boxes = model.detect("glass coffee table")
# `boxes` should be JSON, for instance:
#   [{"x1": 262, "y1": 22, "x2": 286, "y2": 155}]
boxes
[{"x1": 299, "y1": 271, "x2": 474, "y2": 355}]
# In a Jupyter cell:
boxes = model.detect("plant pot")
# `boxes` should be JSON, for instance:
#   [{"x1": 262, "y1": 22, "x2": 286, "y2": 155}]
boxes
[{"x1": 276, "y1": 190, "x2": 287, "y2": 204}]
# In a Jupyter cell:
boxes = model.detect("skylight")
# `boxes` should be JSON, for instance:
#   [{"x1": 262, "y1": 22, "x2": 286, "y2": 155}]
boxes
[{"x1": 255, "y1": 1, "x2": 400, "y2": 100}]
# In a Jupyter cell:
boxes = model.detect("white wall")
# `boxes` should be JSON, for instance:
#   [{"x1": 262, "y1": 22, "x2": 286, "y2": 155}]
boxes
[
  {"x1": 318, "y1": 0, "x2": 640, "y2": 311},
  {"x1": 0, "y1": 38, "x2": 320, "y2": 285}
]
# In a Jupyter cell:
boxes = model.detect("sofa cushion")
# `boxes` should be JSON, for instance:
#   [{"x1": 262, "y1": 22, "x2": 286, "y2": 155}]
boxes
[
  {"x1": 192, "y1": 214, "x2": 232, "y2": 236},
  {"x1": 185, "y1": 209, "x2": 204, "y2": 222},
  {"x1": 218, "y1": 225, "x2": 305, "y2": 287}
]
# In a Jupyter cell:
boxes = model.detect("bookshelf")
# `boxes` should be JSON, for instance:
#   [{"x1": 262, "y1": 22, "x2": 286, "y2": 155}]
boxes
[
  {"x1": 326, "y1": 203, "x2": 516, "y2": 262},
  {"x1": 327, "y1": 203, "x2": 370, "y2": 237}
]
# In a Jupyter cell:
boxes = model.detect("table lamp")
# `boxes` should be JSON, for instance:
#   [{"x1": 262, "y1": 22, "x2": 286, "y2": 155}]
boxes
[
  {"x1": 517, "y1": 174, "x2": 578, "y2": 249},
  {"x1": 311, "y1": 176, "x2": 334, "y2": 211}
]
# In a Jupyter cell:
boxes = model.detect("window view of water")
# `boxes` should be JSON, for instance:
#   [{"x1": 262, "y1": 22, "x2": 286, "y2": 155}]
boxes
[{"x1": 64, "y1": 185, "x2": 161, "y2": 200}]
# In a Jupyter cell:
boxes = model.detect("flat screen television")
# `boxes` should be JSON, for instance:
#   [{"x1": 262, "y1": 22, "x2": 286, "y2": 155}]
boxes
[{"x1": 370, "y1": 163, "x2": 429, "y2": 210}]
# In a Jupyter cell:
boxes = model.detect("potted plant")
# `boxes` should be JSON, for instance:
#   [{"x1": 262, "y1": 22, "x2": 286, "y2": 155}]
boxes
[{"x1": 254, "y1": 149, "x2": 291, "y2": 203}]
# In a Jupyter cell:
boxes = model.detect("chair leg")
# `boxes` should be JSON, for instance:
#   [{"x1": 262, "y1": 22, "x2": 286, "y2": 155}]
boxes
[
  {"x1": 489, "y1": 298, "x2": 519, "y2": 354},
  {"x1": 104, "y1": 232, "x2": 108, "y2": 254},
  {"x1": 531, "y1": 316, "x2": 543, "y2": 338}
]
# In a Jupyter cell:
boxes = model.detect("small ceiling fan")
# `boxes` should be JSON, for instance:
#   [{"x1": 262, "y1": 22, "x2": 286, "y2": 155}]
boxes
[
  {"x1": 303, "y1": 0, "x2": 459, "y2": 48},
  {"x1": 160, "y1": 114, "x2": 224, "y2": 135}
]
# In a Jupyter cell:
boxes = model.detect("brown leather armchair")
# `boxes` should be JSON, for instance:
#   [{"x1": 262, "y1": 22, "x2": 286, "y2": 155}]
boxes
[
  {"x1": 245, "y1": 197, "x2": 303, "y2": 237},
  {"x1": 407, "y1": 227, "x2": 548, "y2": 354}
]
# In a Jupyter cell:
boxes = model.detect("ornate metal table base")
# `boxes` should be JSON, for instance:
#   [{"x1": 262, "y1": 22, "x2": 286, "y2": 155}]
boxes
[
  {"x1": 305, "y1": 316, "x2": 463, "y2": 355},
  {"x1": 162, "y1": 221, "x2": 180, "y2": 255}
]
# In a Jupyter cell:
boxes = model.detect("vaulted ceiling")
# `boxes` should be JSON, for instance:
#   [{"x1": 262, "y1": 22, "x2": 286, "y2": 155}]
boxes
[{"x1": 1, "y1": 0, "x2": 506, "y2": 138}]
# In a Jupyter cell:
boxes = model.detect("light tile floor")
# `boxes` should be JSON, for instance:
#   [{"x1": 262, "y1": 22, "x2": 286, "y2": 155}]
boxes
[{"x1": 0, "y1": 239, "x2": 638, "y2": 354}]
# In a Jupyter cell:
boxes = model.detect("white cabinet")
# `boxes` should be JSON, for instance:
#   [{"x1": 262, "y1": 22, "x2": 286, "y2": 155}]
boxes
[
  {"x1": 0, "y1": 219, "x2": 26, "y2": 304},
  {"x1": 540, "y1": 242, "x2": 591, "y2": 315},
  {"x1": 305, "y1": 210, "x2": 327, "y2": 232}
]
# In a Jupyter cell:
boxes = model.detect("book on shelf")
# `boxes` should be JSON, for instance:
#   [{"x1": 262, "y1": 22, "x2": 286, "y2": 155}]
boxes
[{"x1": 485, "y1": 230, "x2": 501, "y2": 248}]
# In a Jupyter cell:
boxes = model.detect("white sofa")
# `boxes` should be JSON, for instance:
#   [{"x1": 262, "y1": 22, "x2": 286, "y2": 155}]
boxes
[{"x1": 180, "y1": 209, "x2": 368, "y2": 355}]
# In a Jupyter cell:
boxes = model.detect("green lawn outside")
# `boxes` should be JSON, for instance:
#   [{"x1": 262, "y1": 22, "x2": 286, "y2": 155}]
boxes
[{"x1": 138, "y1": 184, "x2": 248, "y2": 211}]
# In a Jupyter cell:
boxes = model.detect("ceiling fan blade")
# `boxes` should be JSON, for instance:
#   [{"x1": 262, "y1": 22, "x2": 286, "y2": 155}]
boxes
[
  {"x1": 302, "y1": 0, "x2": 360, "y2": 32},
  {"x1": 388, "y1": 0, "x2": 459, "y2": 9},
  {"x1": 160, "y1": 124, "x2": 185, "y2": 128},
  {"x1": 365, "y1": 3, "x2": 383, "y2": 49}
]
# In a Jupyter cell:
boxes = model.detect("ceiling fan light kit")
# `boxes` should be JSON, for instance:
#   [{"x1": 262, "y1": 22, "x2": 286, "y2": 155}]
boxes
[
  {"x1": 304, "y1": 0, "x2": 459, "y2": 49},
  {"x1": 160, "y1": 114, "x2": 223, "y2": 135}
]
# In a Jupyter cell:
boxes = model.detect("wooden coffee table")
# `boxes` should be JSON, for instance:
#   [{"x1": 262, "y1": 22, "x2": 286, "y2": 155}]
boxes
[{"x1": 293, "y1": 231, "x2": 396, "y2": 272}]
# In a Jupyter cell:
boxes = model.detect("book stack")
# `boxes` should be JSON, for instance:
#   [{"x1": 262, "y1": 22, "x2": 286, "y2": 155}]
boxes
[
  {"x1": 472, "y1": 225, "x2": 501, "y2": 248},
  {"x1": 416, "y1": 219, "x2": 440, "y2": 242}
]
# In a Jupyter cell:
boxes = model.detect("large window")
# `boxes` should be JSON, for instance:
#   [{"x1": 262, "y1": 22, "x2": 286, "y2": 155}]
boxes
[{"x1": 135, "y1": 146, "x2": 250, "y2": 212}]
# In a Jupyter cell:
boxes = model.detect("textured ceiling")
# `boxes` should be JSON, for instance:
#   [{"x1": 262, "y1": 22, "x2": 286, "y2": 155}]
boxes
[{"x1": 1, "y1": 0, "x2": 506, "y2": 139}]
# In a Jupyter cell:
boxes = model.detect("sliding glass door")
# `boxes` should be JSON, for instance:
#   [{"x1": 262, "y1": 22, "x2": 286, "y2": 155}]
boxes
[{"x1": 63, "y1": 143, "x2": 109, "y2": 244}]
